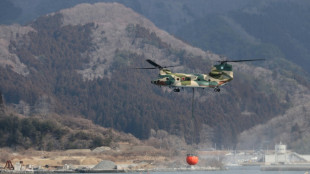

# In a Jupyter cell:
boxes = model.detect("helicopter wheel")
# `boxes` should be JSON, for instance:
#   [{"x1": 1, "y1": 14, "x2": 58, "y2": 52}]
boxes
[
  {"x1": 173, "y1": 88, "x2": 180, "y2": 92},
  {"x1": 214, "y1": 88, "x2": 220, "y2": 92}
]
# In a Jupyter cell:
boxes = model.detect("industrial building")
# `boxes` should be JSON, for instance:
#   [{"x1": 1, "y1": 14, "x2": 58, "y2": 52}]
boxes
[{"x1": 265, "y1": 142, "x2": 310, "y2": 164}]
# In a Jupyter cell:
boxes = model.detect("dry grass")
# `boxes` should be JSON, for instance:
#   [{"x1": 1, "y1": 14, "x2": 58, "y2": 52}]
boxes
[
  {"x1": 0, "y1": 149, "x2": 12, "y2": 163},
  {"x1": 0, "y1": 146, "x2": 175, "y2": 169}
]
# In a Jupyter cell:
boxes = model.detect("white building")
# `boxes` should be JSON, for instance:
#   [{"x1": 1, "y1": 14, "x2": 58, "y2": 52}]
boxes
[{"x1": 265, "y1": 142, "x2": 310, "y2": 164}]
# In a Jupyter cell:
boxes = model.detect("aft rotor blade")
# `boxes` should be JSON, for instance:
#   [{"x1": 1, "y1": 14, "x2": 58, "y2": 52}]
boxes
[
  {"x1": 218, "y1": 59, "x2": 265, "y2": 64},
  {"x1": 227, "y1": 59, "x2": 266, "y2": 62}
]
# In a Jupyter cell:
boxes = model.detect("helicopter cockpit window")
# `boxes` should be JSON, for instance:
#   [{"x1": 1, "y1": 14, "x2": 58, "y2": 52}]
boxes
[{"x1": 209, "y1": 71, "x2": 222, "y2": 78}]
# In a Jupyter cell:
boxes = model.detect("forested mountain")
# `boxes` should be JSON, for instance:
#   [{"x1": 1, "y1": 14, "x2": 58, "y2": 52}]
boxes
[
  {"x1": 0, "y1": 109, "x2": 140, "y2": 151},
  {"x1": 5, "y1": 0, "x2": 310, "y2": 73},
  {"x1": 0, "y1": 2, "x2": 309, "y2": 151},
  {"x1": 175, "y1": 0, "x2": 310, "y2": 74}
]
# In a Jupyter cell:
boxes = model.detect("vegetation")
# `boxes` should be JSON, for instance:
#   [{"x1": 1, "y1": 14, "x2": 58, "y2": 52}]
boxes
[
  {"x1": 126, "y1": 24, "x2": 169, "y2": 49},
  {"x1": 0, "y1": 112, "x2": 113, "y2": 150},
  {"x1": 175, "y1": 1, "x2": 310, "y2": 78},
  {"x1": 176, "y1": 14, "x2": 284, "y2": 61},
  {"x1": 0, "y1": 0, "x2": 309, "y2": 153},
  {"x1": 0, "y1": 13, "x2": 289, "y2": 149},
  {"x1": 5, "y1": 2, "x2": 310, "y2": 151},
  {"x1": 231, "y1": 1, "x2": 310, "y2": 72}
]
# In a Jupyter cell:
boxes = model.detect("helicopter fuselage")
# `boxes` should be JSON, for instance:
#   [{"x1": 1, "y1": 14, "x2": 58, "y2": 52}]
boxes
[
  {"x1": 137, "y1": 59, "x2": 264, "y2": 92},
  {"x1": 151, "y1": 67, "x2": 233, "y2": 91}
]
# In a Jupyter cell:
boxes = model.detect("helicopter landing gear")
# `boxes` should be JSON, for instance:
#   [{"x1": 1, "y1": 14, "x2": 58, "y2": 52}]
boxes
[
  {"x1": 214, "y1": 87, "x2": 220, "y2": 92},
  {"x1": 173, "y1": 88, "x2": 180, "y2": 92}
]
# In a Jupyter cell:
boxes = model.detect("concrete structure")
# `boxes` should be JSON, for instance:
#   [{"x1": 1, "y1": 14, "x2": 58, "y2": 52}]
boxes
[
  {"x1": 275, "y1": 143, "x2": 286, "y2": 153},
  {"x1": 265, "y1": 142, "x2": 310, "y2": 164},
  {"x1": 92, "y1": 160, "x2": 116, "y2": 170}
]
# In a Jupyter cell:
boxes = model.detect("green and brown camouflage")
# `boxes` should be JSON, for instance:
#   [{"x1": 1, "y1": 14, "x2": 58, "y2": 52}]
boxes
[
  {"x1": 138, "y1": 59, "x2": 264, "y2": 92},
  {"x1": 151, "y1": 63, "x2": 233, "y2": 91}
]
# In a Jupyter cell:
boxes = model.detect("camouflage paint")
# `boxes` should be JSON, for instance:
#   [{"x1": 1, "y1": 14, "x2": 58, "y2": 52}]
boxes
[{"x1": 151, "y1": 63, "x2": 233, "y2": 89}]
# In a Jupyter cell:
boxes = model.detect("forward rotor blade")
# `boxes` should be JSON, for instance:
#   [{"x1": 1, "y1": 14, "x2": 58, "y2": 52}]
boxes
[
  {"x1": 146, "y1": 59, "x2": 163, "y2": 69},
  {"x1": 132, "y1": 59, "x2": 179, "y2": 70},
  {"x1": 132, "y1": 67, "x2": 157, "y2": 69},
  {"x1": 164, "y1": 65, "x2": 179, "y2": 68}
]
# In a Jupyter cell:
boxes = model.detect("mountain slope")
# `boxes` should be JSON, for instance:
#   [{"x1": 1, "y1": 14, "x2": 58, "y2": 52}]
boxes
[
  {"x1": 237, "y1": 91, "x2": 310, "y2": 152},
  {"x1": 5, "y1": 1, "x2": 310, "y2": 73},
  {"x1": 0, "y1": 2, "x2": 306, "y2": 149},
  {"x1": 170, "y1": 1, "x2": 310, "y2": 150},
  {"x1": 175, "y1": 0, "x2": 310, "y2": 74}
]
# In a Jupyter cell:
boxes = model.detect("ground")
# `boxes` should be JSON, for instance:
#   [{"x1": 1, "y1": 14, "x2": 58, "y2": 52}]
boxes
[
  {"x1": 0, "y1": 140, "x2": 227, "y2": 171},
  {"x1": 0, "y1": 146, "x2": 184, "y2": 171}
]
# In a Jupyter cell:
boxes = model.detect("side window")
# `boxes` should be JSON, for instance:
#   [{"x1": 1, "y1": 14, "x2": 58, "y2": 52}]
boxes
[{"x1": 181, "y1": 77, "x2": 190, "y2": 81}]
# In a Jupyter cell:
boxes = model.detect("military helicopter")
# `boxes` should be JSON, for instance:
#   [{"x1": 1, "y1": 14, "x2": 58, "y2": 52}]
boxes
[{"x1": 136, "y1": 59, "x2": 265, "y2": 92}]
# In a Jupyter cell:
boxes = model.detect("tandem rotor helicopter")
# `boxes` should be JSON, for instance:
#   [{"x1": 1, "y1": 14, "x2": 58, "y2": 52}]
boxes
[{"x1": 135, "y1": 58, "x2": 265, "y2": 92}]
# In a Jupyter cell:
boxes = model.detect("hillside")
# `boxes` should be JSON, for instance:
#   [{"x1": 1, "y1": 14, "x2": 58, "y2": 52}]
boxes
[
  {"x1": 237, "y1": 95, "x2": 310, "y2": 153},
  {"x1": 0, "y1": 104, "x2": 140, "y2": 151},
  {"x1": 175, "y1": 0, "x2": 310, "y2": 74},
  {"x1": 0, "y1": 2, "x2": 308, "y2": 150},
  {"x1": 0, "y1": 108, "x2": 191, "y2": 170},
  {"x1": 169, "y1": 0, "x2": 310, "y2": 150},
  {"x1": 4, "y1": 1, "x2": 310, "y2": 73}
]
